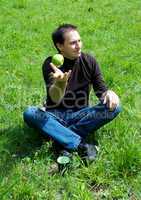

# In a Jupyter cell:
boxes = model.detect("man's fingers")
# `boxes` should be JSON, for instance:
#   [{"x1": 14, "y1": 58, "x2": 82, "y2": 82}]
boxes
[
  {"x1": 50, "y1": 63, "x2": 65, "y2": 79},
  {"x1": 49, "y1": 68, "x2": 71, "y2": 82},
  {"x1": 64, "y1": 70, "x2": 72, "y2": 78},
  {"x1": 63, "y1": 71, "x2": 72, "y2": 80},
  {"x1": 103, "y1": 96, "x2": 107, "y2": 104},
  {"x1": 64, "y1": 72, "x2": 69, "y2": 78},
  {"x1": 50, "y1": 62, "x2": 58, "y2": 72},
  {"x1": 109, "y1": 98, "x2": 112, "y2": 109},
  {"x1": 68, "y1": 70, "x2": 72, "y2": 78},
  {"x1": 109, "y1": 95, "x2": 119, "y2": 110},
  {"x1": 49, "y1": 72, "x2": 53, "y2": 77},
  {"x1": 53, "y1": 73, "x2": 64, "y2": 79},
  {"x1": 108, "y1": 94, "x2": 111, "y2": 106},
  {"x1": 49, "y1": 72, "x2": 54, "y2": 80}
]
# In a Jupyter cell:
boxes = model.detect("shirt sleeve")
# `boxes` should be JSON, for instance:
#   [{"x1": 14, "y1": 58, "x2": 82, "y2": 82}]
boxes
[
  {"x1": 42, "y1": 56, "x2": 54, "y2": 89},
  {"x1": 90, "y1": 55, "x2": 108, "y2": 98}
]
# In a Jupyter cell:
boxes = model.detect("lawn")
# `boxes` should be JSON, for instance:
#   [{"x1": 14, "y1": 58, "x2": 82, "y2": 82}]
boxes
[{"x1": 0, "y1": 0, "x2": 141, "y2": 199}]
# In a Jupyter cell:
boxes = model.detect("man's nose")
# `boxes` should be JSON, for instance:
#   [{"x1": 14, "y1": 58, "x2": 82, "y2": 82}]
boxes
[{"x1": 76, "y1": 41, "x2": 81, "y2": 49}]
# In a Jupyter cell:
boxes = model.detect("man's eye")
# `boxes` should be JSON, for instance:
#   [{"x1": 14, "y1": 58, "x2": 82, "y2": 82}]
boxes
[
  {"x1": 70, "y1": 42, "x2": 76, "y2": 45},
  {"x1": 70, "y1": 40, "x2": 81, "y2": 45}
]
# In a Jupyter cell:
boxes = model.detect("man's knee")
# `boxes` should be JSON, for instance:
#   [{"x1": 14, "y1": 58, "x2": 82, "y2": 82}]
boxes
[
  {"x1": 109, "y1": 104, "x2": 122, "y2": 120},
  {"x1": 114, "y1": 104, "x2": 122, "y2": 115},
  {"x1": 23, "y1": 106, "x2": 38, "y2": 123}
]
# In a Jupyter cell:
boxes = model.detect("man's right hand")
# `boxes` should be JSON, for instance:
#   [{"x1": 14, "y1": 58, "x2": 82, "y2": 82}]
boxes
[
  {"x1": 49, "y1": 62, "x2": 71, "y2": 84},
  {"x1": 48, "y1": 63, "x2": 72, "y2": 103}
]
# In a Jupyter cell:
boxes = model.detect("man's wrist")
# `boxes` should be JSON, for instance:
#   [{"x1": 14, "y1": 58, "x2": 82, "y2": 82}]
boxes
[{"x1": 54, "y1": 79, "x2": 68, "y2": 89}]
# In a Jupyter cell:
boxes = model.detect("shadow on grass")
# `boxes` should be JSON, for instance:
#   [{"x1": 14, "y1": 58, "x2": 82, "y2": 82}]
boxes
[
  {"x1": 0, "y1": 124, "x2": 52, "y2": 178},
  {"x1": 0, "y1": 122, "x2": 100, "y2": 179}
]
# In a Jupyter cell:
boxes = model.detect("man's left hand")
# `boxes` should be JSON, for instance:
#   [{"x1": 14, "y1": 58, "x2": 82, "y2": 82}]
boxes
[{"x1": 102, "y1": 90, "x2": 120, "y2": 111}]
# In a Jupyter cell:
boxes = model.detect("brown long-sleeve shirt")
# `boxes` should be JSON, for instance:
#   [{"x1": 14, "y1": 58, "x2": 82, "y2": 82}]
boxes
[{"x1": 42, "y1": 52, "x2": 108, "y2": 109}]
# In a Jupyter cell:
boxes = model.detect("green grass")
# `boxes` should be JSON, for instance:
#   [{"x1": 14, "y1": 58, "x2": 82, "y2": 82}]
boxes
[{"x1": 0, "y1": 0, "x2": 141, "y2": 199}]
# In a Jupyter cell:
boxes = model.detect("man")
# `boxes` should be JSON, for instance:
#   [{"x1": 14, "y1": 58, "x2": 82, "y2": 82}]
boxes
[{"x1": 23, "y1": 24, "x2": 121, "y2": 161}]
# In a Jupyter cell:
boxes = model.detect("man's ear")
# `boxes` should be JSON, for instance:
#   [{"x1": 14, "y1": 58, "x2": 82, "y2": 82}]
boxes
[{"x1": 56, "y1": 43, "x2": 63, "y2": 52}]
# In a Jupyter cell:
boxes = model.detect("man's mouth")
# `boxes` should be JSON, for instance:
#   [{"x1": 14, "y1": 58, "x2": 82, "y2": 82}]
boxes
[{"x1": 75, "y1": 50, "x2": 81, "y2": 53}]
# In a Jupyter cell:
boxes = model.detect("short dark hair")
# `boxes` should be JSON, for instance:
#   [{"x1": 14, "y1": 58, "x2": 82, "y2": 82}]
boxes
[{"x1": 52, "y1": 24, "x2": 77, "y2": 52}]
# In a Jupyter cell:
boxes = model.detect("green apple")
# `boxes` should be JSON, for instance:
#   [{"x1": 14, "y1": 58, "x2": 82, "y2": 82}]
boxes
[{"x1": 52, "y1": 54, "x2": 64, "y2": 66}]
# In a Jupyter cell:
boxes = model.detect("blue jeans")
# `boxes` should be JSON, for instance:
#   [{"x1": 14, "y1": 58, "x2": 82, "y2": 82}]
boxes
[{"x1": 23, "y1": 103, "x2": 121, "y2": 150}]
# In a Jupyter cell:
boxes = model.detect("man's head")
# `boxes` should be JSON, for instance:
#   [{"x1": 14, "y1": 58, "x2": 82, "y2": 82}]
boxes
[{"x1": 52, "y1": 24, "x2": 82, "y2": 60}]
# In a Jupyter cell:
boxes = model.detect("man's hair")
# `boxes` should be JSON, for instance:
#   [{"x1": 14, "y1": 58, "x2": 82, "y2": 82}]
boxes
[{"x1": 52, "y1": 24, "x2": 77, "y2": 52}]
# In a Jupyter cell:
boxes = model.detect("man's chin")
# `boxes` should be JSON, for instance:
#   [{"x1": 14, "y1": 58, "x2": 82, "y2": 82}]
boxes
[
  {"x1": 66, "y1": 52, "x2": 81, "y2": 60},
  {"x1": 74, "y1": 52, "x2": 81, "y2": 58}
]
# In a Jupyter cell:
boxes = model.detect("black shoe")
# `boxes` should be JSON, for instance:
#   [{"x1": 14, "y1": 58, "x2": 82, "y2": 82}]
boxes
[{"x1": 78, "y1": 142, "x2": 98, "y2": 162}]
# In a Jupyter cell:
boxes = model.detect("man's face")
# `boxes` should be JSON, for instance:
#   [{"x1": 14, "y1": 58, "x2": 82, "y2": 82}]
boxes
[{"x1": 57, "y1": 30, "x2": 82, "y2": 60}]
